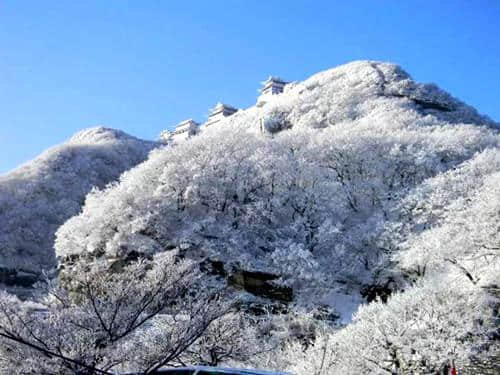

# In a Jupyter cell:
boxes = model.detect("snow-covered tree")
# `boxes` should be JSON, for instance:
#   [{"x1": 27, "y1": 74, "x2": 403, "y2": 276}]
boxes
[
  {"x1": 394, "y1": 156, "x2": 500, "y2": 287},
  {"x1": 330, "y1": 277, "x2": 495, "y2": 373},
  {"x1": 0, "y1": 251, "x2": 231, "y2": 374}
]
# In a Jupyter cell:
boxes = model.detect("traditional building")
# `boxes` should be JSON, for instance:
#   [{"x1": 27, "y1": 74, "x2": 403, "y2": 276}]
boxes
[
  {"x1": 160, "y1": 119, "x2": 200, "y2": 143},
  {"x1": 160, "y1": 76, "x2": 289, "y2": 141},
  {"x1": 260, "y1": 76, "x2": 288, "y2": 95},
  {"x1": 158, "y1": 129, "x2": 171, "y2": 143},
  {"x1": 257, "y1": 76, "x2": 288, "y2": 106},
  {"x1": 203, "y1": 102, "x2": 238, "y2": 127}
]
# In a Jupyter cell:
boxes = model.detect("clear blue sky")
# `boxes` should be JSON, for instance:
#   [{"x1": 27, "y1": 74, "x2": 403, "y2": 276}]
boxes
[{"x1": 1, "y1": 1, "x2": 499, "y2": 174}]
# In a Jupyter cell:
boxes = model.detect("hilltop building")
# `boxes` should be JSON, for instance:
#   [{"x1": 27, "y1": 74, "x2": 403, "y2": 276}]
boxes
[
  {"x1": 203, "y1": 102, "x2": 238, "y2": 127},
  {"x1": 160, "y1": 119, "x2": 200, "y2": 143},
  {"x1": 260, "y1": 76, "x2": 288, "y2": 95},
  {"x1": 257, "y1": 76, "x2": 288, "y2": 106},
  {"x1": 159, "y1": 76, "x2": 288, "y2": 141}
]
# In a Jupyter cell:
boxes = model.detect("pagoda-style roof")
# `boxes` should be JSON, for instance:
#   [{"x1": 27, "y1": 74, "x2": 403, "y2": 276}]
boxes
[
  {"x1": 159, "y1": 119, "x2": 200, "y2": 143},
  {"x1": 173, "y1": 119, "x2": 199, "y2": 134},
  {"x1": 203, "y1": 102, "x2": 238, "y2": 127},
  {"x1": 209, "y1": 102, "x2": 238, "y2": 116},
  {"x1": 177, "y1": 118, "x2": 198, "y2": 126},
  {"x1": 259, "y1": 76, "x2": 288, "y2": 95},
  {"x1": 261, "y1": 76, "x2": 288, "y2": 86}
]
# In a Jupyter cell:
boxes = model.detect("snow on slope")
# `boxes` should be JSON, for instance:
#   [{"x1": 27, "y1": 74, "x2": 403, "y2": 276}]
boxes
[
  {"x1": 218, "y1": 60, "x2": 494, "y2": 134},
  {"x1": 55, "y1": 61, "x2": 499, "y2": 316},
  {"x1": 0, "y1": 127, "x2": 158, "y2": 285}
]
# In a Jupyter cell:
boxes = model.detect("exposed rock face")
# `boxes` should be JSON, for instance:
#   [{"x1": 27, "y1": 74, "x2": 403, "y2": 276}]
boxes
[
  {"x1": 202, "y1": 258, "x2": 294, "y2": 303},
  {"x1": 229, "y1": 269, "x2": 294, "y2": 302}
]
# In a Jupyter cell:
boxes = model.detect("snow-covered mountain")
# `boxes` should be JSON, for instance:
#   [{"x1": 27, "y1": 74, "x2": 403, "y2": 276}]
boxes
[
  {"x1": 55, "y1": 61, "x2": 498, "y2": 310},
  {"x1": 2, "y1": 61, "x2": 499, "y2": 372},
  {"x1": 0, "y1": 127, "x2": 157, "y2": 288}
]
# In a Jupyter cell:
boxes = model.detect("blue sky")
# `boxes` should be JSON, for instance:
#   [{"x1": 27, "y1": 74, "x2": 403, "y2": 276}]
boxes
[{"x1": 1, "y1": 1, "x2": 499, "y2": 174}]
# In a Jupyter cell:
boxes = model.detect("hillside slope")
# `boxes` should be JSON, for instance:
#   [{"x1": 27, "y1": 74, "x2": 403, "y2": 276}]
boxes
[
  {"x1": 55, "y1": 61, "x2": 499, "y2": 310},
  {"x1": 0, "y1": 127, "x2": 157, "y2": 288}
]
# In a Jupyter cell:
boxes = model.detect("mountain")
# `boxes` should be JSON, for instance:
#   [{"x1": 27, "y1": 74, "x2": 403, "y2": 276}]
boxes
[
  {"x1": 3, "y1": 61, "x2": 499, "y2": 372},
  {"x1": 0, "y1": 127, "x2": 157, "y2": 290},
  {"x1": 54, "y1": 61, "x2": 499, "y2": 314}
]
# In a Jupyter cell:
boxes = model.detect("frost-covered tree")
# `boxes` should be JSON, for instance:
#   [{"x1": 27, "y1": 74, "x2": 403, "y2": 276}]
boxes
[
  {"x1": 276, "y1": 277, "x2": 497, "y2": 375},
  {"x1": 394, "y1": 154, "x2": 500, "y2": 287},
  {"x1": 133, "y1": 312, "x2": 265, "y2": 369},
  {"x1": 330, "y1": 277, "x2": 495, "y2": 374},
  {"x1": 0, "y1": 251, "x2": 232, "y2": 374}
]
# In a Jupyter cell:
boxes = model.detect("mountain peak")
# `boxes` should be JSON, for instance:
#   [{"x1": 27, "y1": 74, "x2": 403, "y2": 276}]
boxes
[
  {"x1": 283, "y1": 60, "x2": 494, "y2": 127},
  {"x1": 68, "y1": 126, "x2": 146, "y2": 145}
]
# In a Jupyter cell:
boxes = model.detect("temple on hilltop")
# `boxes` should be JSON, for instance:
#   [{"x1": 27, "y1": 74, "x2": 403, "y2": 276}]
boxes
[
  {"x1": 203, "y1": 102, "x2": 238, "y2": 127},
  {"x1": 257, "y1": 76, "x2": 288, "y2": 106},
  {"x1": 159, "y1": 76, "x2": 289, "y2": 141},
  {"x1": 160, "y1": 119, "x2": 199, "y2": 143},
  {"x1": 261, "y1": 76, "x2": 288, "y2": 95}
]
